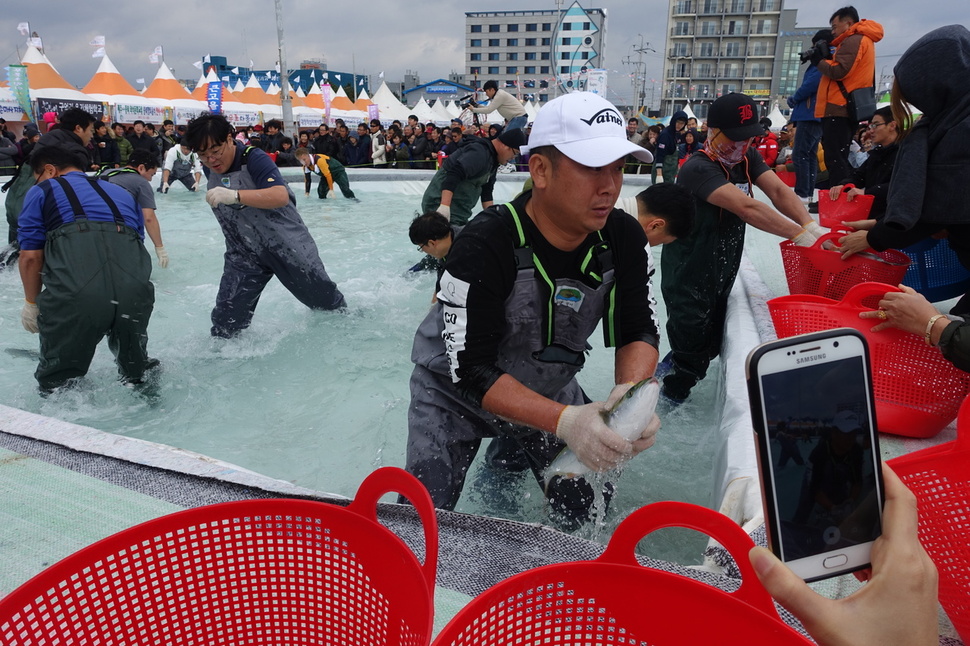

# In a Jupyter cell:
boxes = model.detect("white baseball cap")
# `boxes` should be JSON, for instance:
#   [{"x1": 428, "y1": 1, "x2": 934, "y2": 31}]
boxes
[{"x1": 522, "y1": 92, "x2": 654, "y2": 167}]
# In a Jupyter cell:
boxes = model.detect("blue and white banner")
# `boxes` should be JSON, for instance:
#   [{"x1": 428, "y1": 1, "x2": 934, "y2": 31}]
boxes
[
  {"x1": 206, "y1": 81, "x2": 223, "y2": 115},
  {"x1": 6, "y1": 64, "x2": 33, "y2": 122}
]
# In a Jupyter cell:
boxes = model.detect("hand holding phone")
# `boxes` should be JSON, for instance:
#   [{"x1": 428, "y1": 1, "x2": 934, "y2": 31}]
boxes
[
  {"x1": 746, "y1": 329, "x2": 884, "y2": 582},
  {"x1": 748, "y1": 463, "x2": 938, "y2": 646}
]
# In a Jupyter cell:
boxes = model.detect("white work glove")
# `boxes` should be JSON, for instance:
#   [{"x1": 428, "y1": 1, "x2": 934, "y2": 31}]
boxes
[
  {"x1": 327, "y1": 190, "x2": 336, "y2": 199},
  {"x1": 191, "y1": 181, "x2": 199, "y2": 191},
  {"x1": 437, "y1": 204, "x2": 451, "y2": 220},
  {"x1": 206, "y1": 187, "x2": 239, "y2": 207},
  {"x1": 155, "y1": 246, "x2": 169, "y2": 269},
  {"x1": 555, "y1": 402, "x2": 633, "y2": 472},
  {"x1": 791, "y1": 221, "x2": 826, "y2": 247},
  {"x1": 160, "y1": 182, "x2": 169, "y2": 194},
  {"x1": 21, "y1": 301, "x2": 39, "y2": 333}
]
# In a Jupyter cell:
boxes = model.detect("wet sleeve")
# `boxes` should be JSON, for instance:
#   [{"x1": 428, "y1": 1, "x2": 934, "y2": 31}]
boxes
[
  {"x1": 246, "y1": 148, "x2": 287, "y2": 190},
  {"x1": 678, "y1": 155, "x2": 730, "y2": 201},
  {"x1": 16, "y1": 186, "x2": 47, "y2": 251},
  {"x1": 480, "y1": 170, "x2": 497, "y2": 205},
  {"x1": 606, "y1": 213, "x2": 660, "y2": 350},
  {"x1": 437, "y1": 219, "x2": 517, "y2": 405}
]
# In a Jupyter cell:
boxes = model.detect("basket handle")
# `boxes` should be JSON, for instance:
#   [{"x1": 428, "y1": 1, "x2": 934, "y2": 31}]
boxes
[
  {"x1": 838, "y1": 281, "x2": 902, "y2": 310},
  {"x1": 598, "y1": 501, "x2": 778, "y2": 617},
  {"x1": 348, "y1": 466, "x2": 439, "y2": 591},
  {"x1": 809, "y1": 231, "x2": 847, "y2": 250}
]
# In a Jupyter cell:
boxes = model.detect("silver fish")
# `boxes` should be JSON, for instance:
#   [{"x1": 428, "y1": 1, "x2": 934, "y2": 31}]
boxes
[{"x1": 544, "y1": 377, "x2": 660, "y2": 483}]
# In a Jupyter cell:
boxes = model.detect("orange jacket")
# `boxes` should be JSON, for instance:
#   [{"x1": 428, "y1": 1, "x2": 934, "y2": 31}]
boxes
[{"x1": 815, "y1": 19, "x2": 884, "y2": 119}]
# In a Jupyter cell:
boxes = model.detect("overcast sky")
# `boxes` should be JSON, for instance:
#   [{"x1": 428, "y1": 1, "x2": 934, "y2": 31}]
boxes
[{"x1": 0, "y1": 0, "x2": 955, "y2": 107}]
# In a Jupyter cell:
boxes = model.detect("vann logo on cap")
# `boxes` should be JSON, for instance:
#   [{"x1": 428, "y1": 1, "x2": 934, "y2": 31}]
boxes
[
  {"x1": 580, "y1": 108, "x2": 623, "y2": 127},
  {"x1": 737, "y1": 104, "x2": 753, "y2": 122}
]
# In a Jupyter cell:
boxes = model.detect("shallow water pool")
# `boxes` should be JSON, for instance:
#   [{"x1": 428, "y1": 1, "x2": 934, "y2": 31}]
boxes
[{"x1": 0, "y1": 179, "x2": 720, "y2": 562}]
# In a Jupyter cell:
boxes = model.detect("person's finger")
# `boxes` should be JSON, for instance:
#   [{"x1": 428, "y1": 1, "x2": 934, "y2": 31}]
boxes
[
  {"x1": 879, "y1": 463, "x2": 920, "y2": 542},
  {"x1": 749, "y1": 547, "x2": 833, "y2": 628}
]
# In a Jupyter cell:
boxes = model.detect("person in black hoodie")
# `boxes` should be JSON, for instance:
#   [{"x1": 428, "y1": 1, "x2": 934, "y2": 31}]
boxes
[
  {"x1": 838, "y1": 25, "x2": 970, "y2": 270},
  {"x1": 3, "y1": 108, "x2": 95, "y2": 253},
  {"x1": 311, "y1": 124, "x2": 340, "y2": 158},
  {"x1": 92, "y1": 121, "x2": 121, "y2": 170},
  {"x1": 654, "y1": 110, "x2": 687, "y2": 184},
  {"x1": 828, "y1": 106, "x2": 898, "y2": 220},
  {"x1": 419, "y1": 128, "x2": 525, "y2": 225}
]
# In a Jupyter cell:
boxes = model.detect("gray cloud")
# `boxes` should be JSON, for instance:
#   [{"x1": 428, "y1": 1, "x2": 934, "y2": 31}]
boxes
[{"x1": 0, "y1": 1, "x2": 955, "y2": 107}]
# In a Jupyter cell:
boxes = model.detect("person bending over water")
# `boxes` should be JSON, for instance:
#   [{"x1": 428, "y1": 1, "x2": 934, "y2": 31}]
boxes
[{"x1": 184, "y1": 114, "x2": 346, "y2": 338}]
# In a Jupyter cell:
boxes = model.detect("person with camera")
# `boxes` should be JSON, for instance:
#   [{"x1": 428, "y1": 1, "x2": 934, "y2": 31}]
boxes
[
  {"x1": 467, "y1": 80, "x2": 529, "y2": 132},
  {"x1": 809, "y1": 6, "x2": 883, "y2": 186},
  {"x1": 788, "y1": 29, "x2": 830, "y2": 209}
]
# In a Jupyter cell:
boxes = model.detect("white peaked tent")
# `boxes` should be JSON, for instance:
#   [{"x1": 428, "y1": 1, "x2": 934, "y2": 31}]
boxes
[
  {"x1": 445, "y1": 100, "x2": 463, "y2": 118},
  {"x1": 525, "y1": 100, "x2": 540, "y2": 122},
  {"x1": 410, "y1": 97, "x2": 437, "y2": 123},
  {"x1": 430, "y1": 99, "x2": 454, "y2": 123},
  {"x1": 765, "y1": 102, "x2": 787, "y2": 131},
  {"x1": 231, "y1": 79, "x2": 246, "y2": 94},
  {"x1": 369, "y1": 81, "x2": 411, "y2": 123}
]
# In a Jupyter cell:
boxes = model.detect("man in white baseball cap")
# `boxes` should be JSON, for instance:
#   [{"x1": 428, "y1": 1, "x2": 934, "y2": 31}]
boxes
[{"x1": 403, "y1": 92, "x2": 661, "y2": 528}]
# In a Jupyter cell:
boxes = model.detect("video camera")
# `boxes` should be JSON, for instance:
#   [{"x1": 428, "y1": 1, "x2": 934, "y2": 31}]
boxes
[
  {"x1": 799, "y1": 34, "x2": 832, "y2": 64},
  {"x1": 458, "y1": 94, "x2": 476, "y2": 109}
]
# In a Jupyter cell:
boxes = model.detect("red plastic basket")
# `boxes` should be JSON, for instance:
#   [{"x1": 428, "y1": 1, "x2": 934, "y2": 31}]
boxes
[
  {"x1": 780, "y1": 231, "x2": 910, "y2": 302},
  {"x1": 888, "y1": 395, "x2": 970, "y2": 643},
  {"x1": 768, "y1": 282, "x2": 970, "y2": 438},
  {"x1": 776, "y1": 168, "x2": 797, "y2": 187},
  {"x1": 817, "y1": 183, "x2": 875, "y2": 228},
  {"x1": 0, "y1": 467, "x2": 438, "y2": 646},
  {"x1": 432, "y1": 502, "x2": 812, "y2": 646}
]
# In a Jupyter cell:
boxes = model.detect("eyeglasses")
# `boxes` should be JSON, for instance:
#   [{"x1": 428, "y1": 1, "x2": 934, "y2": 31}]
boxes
[
  {"x1": 416, "y1": 242, "x2": 428, "y2": 252},
  {"x1": 868, "y1": 121, "x2": 887, "y2": 130},
  {"x1": 197, "y1": 140, "x2": 229, "y2": 161}
]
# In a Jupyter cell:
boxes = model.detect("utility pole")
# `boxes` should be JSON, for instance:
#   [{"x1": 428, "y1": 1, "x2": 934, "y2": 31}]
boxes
[{"x1": 275, "y1": 0, "x2": 294, "y2": 132}]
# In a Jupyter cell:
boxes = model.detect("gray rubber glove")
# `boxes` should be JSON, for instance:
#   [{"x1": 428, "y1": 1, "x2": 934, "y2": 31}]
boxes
[{"x1": 555, "y1": 402, "x2": 633, "y2": 471}]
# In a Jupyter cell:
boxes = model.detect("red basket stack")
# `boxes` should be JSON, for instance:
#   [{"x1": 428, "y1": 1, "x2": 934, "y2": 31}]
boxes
[
  {"x1": 768, "y1": 282, "x2": 970, "y2": 438},
  {"x1": 0, "y1": 467, "x2": 438, "y2": 646},
  {"x1": 817, "y1": 183, "x2": 875, "y2": 229},
  {"x1": 780, "y1": 232, "x2": 910, "y2": 303},
  {"x1": 888, "y1": 396, "x2": 970, "y2": 643},
  {"x1": 432, "y1": 501, "x2": 811, "y2": 646}
]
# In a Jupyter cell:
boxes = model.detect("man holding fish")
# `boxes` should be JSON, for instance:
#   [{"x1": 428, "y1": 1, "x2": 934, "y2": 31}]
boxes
[{"x1": 405, "y1": 92, "x2": 661, "y2": 526}]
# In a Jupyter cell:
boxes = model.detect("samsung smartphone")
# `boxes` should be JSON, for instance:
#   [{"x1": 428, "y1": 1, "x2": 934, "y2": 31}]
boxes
[{"x1": 746, "y1": 329, "x2": 884, "y2": 582}]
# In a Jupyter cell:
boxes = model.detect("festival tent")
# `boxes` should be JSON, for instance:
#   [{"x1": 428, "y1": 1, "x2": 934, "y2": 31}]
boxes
[
  {"x1": 410, "y1": 97, "x2": 438, "y2": 124},
  {"x1": 765, "y1": 102, "x2": 787, "y2": 131},
  {"x1": 445, "y1": 100, "x2": 463, "y2": 118},
  {"x1": 367, "y1": 81, "x2": 411, "y2": 124},
  {"x1": 231, "y1": 79, "x2": 246, "y2": 94},
  {"x1": 21, "y1": 45, "x2": 103, "y2": 118},
  {"x1": 430, "y1": 99, "x2": 453, "y2": 123},
  {"x1": 302, "y1": 81, "x2": 325, "y2": 110},
  {"x1": 324, "y1": 84, "x2": 367, "y2": 125},
  {"x1": 329, "y1": 85, "x2": 356, "y2": 112},
  {"x1": 142, "y1": 64, "x2": 206, "y2": 123},
  {"x1": 525, "y1": 100, "x2": 540, "y2": 122},
  {"x1": 353, "y1": 88, "x2": 373, "y2": 111},
  {"x1": 82, "y1": 54, "x2": 168, "y2": 123}
]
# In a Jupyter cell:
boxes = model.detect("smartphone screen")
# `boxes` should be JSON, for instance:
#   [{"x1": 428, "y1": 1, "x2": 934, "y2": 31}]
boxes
[{"x1": 749, "y1": 330, "x2": 883, "y2": 580}]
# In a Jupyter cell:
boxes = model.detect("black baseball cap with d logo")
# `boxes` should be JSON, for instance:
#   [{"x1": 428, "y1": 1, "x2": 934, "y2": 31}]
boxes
[{"x1": 707, "y1": 93, "x2": 764, "y2": 141}]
